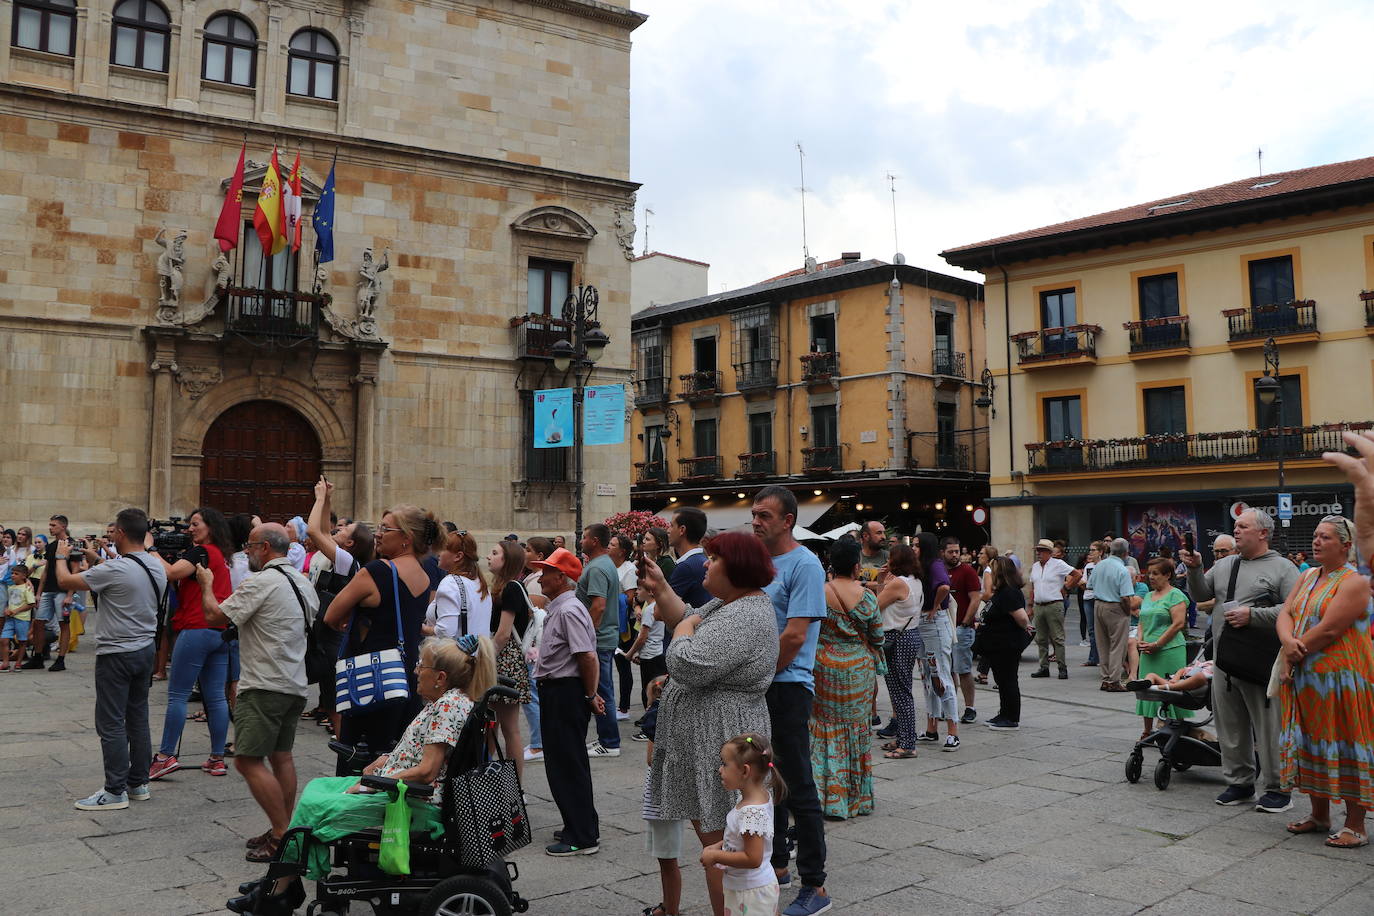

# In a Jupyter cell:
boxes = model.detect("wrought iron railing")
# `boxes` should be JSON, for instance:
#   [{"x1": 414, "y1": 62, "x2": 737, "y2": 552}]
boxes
[
  {"x1": 512, "y1": 313, "x2": 573, "y2": 359},
  {"x1": 1362, "y1": 291, "x2": 1374, "y2": 326},
  {"x1": 737, "y1": 451, "x2": 776, "y2": 478},
  {"x1": 936, "y1": 444, "x2": 971, "y2": 470},
  {"x1": 1124, "y1": 315, "x2": 1190, "y2": 353},
  {"x1": 801, "y1": 445, "x2": 842, "y2": 473},
  {"x1": 677, "y1": 455, "x2": 721, "y2": 481},
  {"x1": 634, "y1": 461, "x2": 667, "y2": 485},
  {"x1": 800, "y1": 351, "x2": 839, "y2": 381},
  {"x1": 634, "y1": 376, "x2": 669, "y2": 406},
  {"x1": 225, "y1": 288, "x2": 322, "y2": 346},
  {"x1": 678, "y1": 370, "x2": 722, "y2": 400},
  {"x1": 932, "y1": 349, "x2": 966, "y2": 378},
  {"x1": 733, "y1": 359, "x2": 778, "y2": 392},
  {"x1": 1011, "y1": 325, "x2": 1101, "y2": 363},
  {"x1": 1026, "y1": 422, "x2": 1373, "y2": 473},
  {"x1": 1223, "y1": 300, "x2": 1317, "y2": 341}
]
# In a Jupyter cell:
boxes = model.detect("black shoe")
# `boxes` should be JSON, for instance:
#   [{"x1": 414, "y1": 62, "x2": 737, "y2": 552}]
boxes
[
  {"x1": 236, "y1": 877, "x2": 268, "y2": 895},
  {"x1": 871, "y1": 714, "x2": 882, "y2": 726},
  {"x1": 21, "y1": 657, "x2": 45, "y2": 670},
  {"x1": 1255, "y1": 791, "x2": 1293, "y2": 813},
  {"x1": 1030, "y1": 668, "x2": 1050, "y2": 678},
  {"x1": 985, "y1": 718, "x2": 1020, "y2": 730},
  {"x1": 1058, "y1": 669, "x2": 1069, "y2": 680},
  {"x1": 227, "y1": 878, "x2": 303, "y2": 916},
  {"x1": 48, "y1": 657, "x2": 66, "y2": 672},
  {"x1": 960, "y1": 708, "x2": 977, "y2": 724},
  {"x1": 875, "y1": 725, "x2": 898, "y2": 739},
  {"x1": 1215, "y1": 784, "x2": 1256, "y2": 806},
  {"x1": 915, "y1": 731, "x2": 940, "y2": 742},
  {"x1": 1124, "y1": 679, "x2": 1151, "y2": 691},
  {"x1": 631, "y1": 731, "x2": 650, "y2": 742}
]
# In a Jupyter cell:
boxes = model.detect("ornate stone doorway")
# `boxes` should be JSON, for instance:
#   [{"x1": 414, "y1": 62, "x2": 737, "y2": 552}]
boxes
[{"x1": 200, "y1": 400, "x2": 322, "y2": 520}]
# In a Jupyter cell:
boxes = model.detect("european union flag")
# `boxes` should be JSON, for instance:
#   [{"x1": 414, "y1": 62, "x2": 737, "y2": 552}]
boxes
[{"x1": 313, "y1": 158, "x2": 336, "y2": 264}]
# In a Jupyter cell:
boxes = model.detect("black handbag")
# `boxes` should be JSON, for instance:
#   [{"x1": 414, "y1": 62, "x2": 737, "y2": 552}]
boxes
[
  {"x1": 272, "y1": 567, "x2": 334, "y2": 685},
  {"x1": 1213, "y1": 558, "x2": 1281, "y2": 687},
  {"x1": 445, "y1": 756, "x2": 531, "y2": 867}
]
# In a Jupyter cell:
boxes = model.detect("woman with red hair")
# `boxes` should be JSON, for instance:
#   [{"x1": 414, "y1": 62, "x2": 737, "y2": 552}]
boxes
[{"x1": 636, "y1": 531, "x2": 778, "y2": 916}]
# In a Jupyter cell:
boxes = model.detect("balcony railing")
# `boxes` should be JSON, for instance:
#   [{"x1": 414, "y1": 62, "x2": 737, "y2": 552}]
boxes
[
  {"x1": 936, "y1": 444, "x2": 971, "y2": 471},
  {"x1": 932, "y1": 349, "x2": 966, "y2": 378},
  {"x1": 677, "y1": 455, "x2": 721, "y2": 482},
  {"x1": 511, "y1": 313, "x2": 573, "y2": 359},
  {"x1": 737, "y1": 451, "x2": 776, "y2": 478},
  {"x1": 1012, "y1": 325, "x2": 1101, "y2": 364},
  {"x1": 800, "y1": 351, "x2": 839, "y2": 382},
  {"x1": 634, "y1": 461, "x2": 667, "y2": 485},
  {"x1": 801, "y1": 445, "x2": 842, "y2": 473},
  {"x1": 678, "y1": 370, "x2": 722, "y2": 400},
  {"x1": 1124, "y1": 315, "x2": 1190, "y2": 353},
  {"x1": 734, "y1": 359, "x2": 778, "y2": 392},
  {"x1": 1362, "y1": 290, "x2": 1374, "y2": 326},
  {"x1": 1223, "y1": 300, "x2": 1317, "y2": 342},
  {"x1": 634, "y1": 376, "x2": 669, "y2": 407},
  {"x1": 225, "y1": 288, "x2": 322, "y2": 346},
  {"x1": 1026, "y1": 421, "x2": 1374, "y2": 474}
]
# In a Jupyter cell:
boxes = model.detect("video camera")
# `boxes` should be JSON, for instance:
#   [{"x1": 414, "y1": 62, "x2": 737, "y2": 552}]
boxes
[{"x1": 149, "y1": 517, "x2": 193, "y2": 558}]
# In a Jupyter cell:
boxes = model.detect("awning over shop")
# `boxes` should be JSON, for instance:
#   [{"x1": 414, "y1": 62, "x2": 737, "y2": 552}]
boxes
[{"x1": 653, "y1": 495, "x2": 837, "y2": 533}]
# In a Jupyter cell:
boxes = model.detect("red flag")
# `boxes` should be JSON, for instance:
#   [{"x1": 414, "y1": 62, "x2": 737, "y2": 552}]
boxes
[
  {"x1": 213, "y1": 142, "x2": 246, "y2": 253},
  {"x1": 283, "y1": 152, "x2": 303, "y2": 252}
]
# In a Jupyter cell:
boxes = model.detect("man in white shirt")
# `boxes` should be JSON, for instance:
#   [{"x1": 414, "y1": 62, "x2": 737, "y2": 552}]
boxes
[{"x1": 1027, "y1": 538, "x2": 1082, "y2": 679}]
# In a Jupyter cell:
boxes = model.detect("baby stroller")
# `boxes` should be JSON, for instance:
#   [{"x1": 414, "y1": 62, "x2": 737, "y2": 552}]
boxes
[
  {"x1": 1124, "y1": 640, "x2": 1223, "y2": 790},
  {"x1": 241, "y1": 683, "x2": 531, "y2": 916}
]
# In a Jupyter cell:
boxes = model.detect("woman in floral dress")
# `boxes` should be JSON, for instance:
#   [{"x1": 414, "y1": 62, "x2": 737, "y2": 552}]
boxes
[
  {"x1": 811, "y1": 539, "x2": 884, "y2": 818},
  {"x1": 1277, "y1": 515, "x2": 1374, "y2": 848}
]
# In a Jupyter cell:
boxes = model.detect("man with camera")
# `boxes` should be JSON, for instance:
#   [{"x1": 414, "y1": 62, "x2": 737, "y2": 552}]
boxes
[
  {"x1": 195, "y1": 523, "x2": 318, "y2": 862},
  {"x1": 53, "y1": 509, "x2": 166, "y2": 810}
]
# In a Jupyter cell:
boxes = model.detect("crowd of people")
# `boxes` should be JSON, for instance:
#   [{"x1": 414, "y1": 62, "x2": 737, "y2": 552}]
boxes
[{"x1": 11, "y1": 429, "x2": 1374, "y2": 914}]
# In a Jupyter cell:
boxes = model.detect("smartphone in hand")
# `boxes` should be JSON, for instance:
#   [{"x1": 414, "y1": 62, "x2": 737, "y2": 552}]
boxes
[{"x1": 1184, "y1": 531, "x2": 1195, "y2": 552}]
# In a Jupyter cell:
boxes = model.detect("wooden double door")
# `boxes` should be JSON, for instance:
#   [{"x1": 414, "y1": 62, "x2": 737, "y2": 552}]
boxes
[{"x1": 200, "y1": 400, "x2": 322, "y2": 522}]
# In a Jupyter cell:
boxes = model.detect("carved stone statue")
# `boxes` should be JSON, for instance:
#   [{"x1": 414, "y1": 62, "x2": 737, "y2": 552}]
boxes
[
  {"x1": 210, "y1": 251, "x2": 232, "y2": 294},
  {"x1": 614, "y1": 205, "x2": 636, "y2": 260},
  {"x1": 155, "y1": 226, "x2": 187, "y2": 320},
  {"x1": 356, "y1": 247, "x2": 389, "y2": 334}
]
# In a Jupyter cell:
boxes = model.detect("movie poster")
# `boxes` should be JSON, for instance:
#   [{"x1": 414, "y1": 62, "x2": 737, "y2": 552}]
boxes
[{"x1": 1124, "y1": 503, "x2": 1198, "y2": 562}]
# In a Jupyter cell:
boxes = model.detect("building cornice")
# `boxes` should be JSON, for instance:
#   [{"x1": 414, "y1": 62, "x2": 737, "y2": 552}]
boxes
[{"x1": 516, "y1": 0, "x2": 648, "y2": 31}]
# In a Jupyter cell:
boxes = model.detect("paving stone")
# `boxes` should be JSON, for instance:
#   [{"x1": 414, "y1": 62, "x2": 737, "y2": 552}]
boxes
[
  {"x1": 1003, "y1": 886, "x2": 1144, "y2": 915},
  {"x1": 1136, "y1": 888, "x2": 1296, "y2": 915},
  {"x1": 1204, "y1": 847, "x2": 1370, "y2": 912}
]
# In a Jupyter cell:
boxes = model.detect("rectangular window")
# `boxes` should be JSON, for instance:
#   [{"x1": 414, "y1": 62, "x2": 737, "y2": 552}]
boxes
[
  {"x1": 934, "y1": 312, "x2": 953, "y2": 353},
  {"x1": 1248, "y1": 256, "x2": 1295, "y2": 308},
  {"x1": 644, "y1": 425, "x2": 667, "y2": 466},
  {"x1": 15, "y1": 8, "x2": 41, "y2": 48},
  {"x1": 1042, "y1": 395, "x2": 1082, "y2": 469},
  {"x1": 809, "y1": 313, "x2": 835, "y2": 352},
  {"x1": 113, "y1": 26, "x2": 138, "y2": 66},
  {"x1": 633, "y1": 329, "x2": 667, "y2": 401},
  {"x1": 1144, "y1": 385, "x2": 1187, "y2": 462},
  {"x1": 693, "y1": 417, "x2": 718, "y2": 458},
  {"x1": 230, "y1": 46, "x2": 253, "y2": 86},
  {"x1": 522, "y1": 393, "x2": 567, "y2": 482},
  {"x1": 936, "y1": 402, "x2": 959, "y2": 467},
  {"x1": 1040, "y1": 287, "x2": 1078, "y2": 354},
  {"x1": 748, "y1": 412, "x2": 772, "y2": 456},
  {"x1": 240, "y1": 220, "x2": 298, "y2": 292},
  {"x1": 1138, "y1": 273, "x2": 1180, "y2": 320},
  {"x1": 811, "y1": 404, "x2": 838, "y2": 448},
  {"x1": 693, "y1": 336, "x2": 717, "y2": 373},
  {"x1": 527, "y1": 258, "x2": 571, "y2": 315}
]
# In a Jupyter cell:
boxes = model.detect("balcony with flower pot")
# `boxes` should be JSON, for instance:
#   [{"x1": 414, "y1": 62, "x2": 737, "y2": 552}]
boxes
[
  {"x1": 800, "y1": 351, "x2": 840, "y2": 384},
  {"x1": 1123, "y1": 315, "x2": 1191, "y2": 359},
  {"x1": 736, "y1": 451, "x2": 776, "y2": 479},
  {"x1": 677, "y1": 455, "x2": 721, "y2": 483},
  {"x1": 1223, "y1": 299, "x2": 1318, "y2": 348},
  {"x1": 678, "y1": 369, "x2": 722, "y2": 402},
  {"x1": 1011, "y1": 325, "x2": 1101, "y2": 369}
]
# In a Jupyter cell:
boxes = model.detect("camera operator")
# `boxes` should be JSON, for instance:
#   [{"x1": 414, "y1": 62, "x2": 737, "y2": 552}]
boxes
[
  {"x1": 53, "y1": 509, "x2": 167, "y2": 810},
  {"x1": 195, "y1": 523, "x2": 317, "y2": 862}
]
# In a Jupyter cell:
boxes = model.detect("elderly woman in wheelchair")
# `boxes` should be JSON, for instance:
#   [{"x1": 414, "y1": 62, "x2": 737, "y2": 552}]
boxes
[{"x1": 231, "y1": 634, "x2": 499, "y2": 916}]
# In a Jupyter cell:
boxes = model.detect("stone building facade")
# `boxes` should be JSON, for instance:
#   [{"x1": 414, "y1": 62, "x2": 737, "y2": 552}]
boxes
[{"x1": 1, "y1": 0, "x2": 644, "y2": 538}]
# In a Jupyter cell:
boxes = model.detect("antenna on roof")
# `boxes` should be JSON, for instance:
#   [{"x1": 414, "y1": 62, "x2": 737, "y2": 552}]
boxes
[
  {"x1": 1257, "y1": 147, "x2": 1263, "y2": 177},
  {"x1": 886, "y1": 171, "x2": 900, "y2": 257},
  {"x1": 796, "y1": 142, "x2": 810, "y2": 262},
  {"x1": 642, "y1": 206, "x2": 654, "y2": 256}
]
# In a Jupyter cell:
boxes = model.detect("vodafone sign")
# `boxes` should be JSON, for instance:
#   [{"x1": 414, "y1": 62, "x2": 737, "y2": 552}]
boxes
[{"x1": 1229, "y1": 498, "x2": 1343, "y2": 520}]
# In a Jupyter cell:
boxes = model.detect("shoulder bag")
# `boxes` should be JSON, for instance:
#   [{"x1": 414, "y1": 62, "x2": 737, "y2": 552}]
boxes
[
  {"x1": 1214, "y1": 557, "x2": 1283, "y2": 688},
  {"x1": 444, "y1": 733, "x2": 531, "y2": 867},
  {"x1": 335, "y1": 561, "x2": 411, "y2": 714},
  {"x1": 271, "y1": 566, "x2": 333, "y2": 685}
]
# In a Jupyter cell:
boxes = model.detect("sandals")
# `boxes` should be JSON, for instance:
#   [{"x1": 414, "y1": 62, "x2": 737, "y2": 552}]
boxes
[
  {"x1": 187, "y1": 710, "x2": 207, "y2": 723},
  {"x1": 973, "y1": 675, "x2": 988, "y2": 685},
  {"x1": 1286, "y1": 817, "x2": 1331, "y2": 835},
  {"x1": 880, "y1": 741, "x2": 900, "y2": 752},
  {"x1": 1325, "y1": 827, "x2": 1369, "y2": 848},
  {"x1": 301, "y1": 707, "x2": 322, "y2": 720},
  {"x1": 245, "y1": 828, "x2": 275, "y2": 849},
  {"x1": 641, "y1": 906, "x2": 675, "y2": 916},
  {"x1": 245, "y1": 833, "x2": 282, "y2": 862},
  {"x1": 883, "y1": 747, "x2": 917, "y2": 759}
]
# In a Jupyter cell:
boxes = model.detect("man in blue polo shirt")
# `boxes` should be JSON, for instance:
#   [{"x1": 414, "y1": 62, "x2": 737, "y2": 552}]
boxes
[{"x1": 751, "y1": 486, "x2": 831, "y2": 916}]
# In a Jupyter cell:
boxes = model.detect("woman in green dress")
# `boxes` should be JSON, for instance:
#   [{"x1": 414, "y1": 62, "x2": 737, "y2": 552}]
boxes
[
  {"x1": 811, "y1": 539, "x2": 885, "y2": 818},
  {"x1": 1134, "y1": 557, "x2": 1191, "y2": 739}
]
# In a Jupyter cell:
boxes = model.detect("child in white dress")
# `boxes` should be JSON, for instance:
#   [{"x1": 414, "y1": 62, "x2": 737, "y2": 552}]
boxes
[{"x1": 701, "y1": 733, "x2": 788, "y2": 916}]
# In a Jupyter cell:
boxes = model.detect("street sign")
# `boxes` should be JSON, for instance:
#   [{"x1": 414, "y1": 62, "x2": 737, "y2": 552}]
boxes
[
  {"x1": 972, "y1": 507, "x2": 987, "y2": 525},
  {"x1": 1277, "y1": 492, "x2": 1293, "y2": 527}
]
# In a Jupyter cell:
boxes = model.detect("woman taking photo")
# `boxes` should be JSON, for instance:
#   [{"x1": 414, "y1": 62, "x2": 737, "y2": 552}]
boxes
[
  {"x1": 1134, "y1": 557, "x2": 1191, "y2": 740},
  {"x1": 811, "y1": 538, "x2": 884, "y2": 817},
  {"x1": 977, "y1": 557, "x2": 1032, "y2": 729},
  {"x1": 325, "y1": 505, "x2": 437, "y2": 769},
  {"x1": 149, "y1": 507, "x2": 234, "y2": 780},
  {"x1": 875, "y1": 544, "x2": 923, "y2": 759},
  {"x1": 627, "y1": 526, "x2": 675, "y2": 711},
  {"x1": 1277, "y1": 515, "x2": 1374, "y2": 848},
  {"x1": 486, "y1": 539, "x2": 533, "y2": 783},
  {"x1": 636, "y1": 531, "x2": 778, "y2": 916}
]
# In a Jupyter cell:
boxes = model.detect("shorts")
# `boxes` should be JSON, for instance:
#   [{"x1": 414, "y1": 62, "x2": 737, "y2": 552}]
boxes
[
  {"x1": 953, "y1": 625, "x2": 975, "y2": 674},
  {"x1": 234, "y1": 688, "x2": 308, "y2": 757},
  {"x1": 2, "y1": 618, "x2": 30, "y2": 641},
  {"x1": 644, "y1": 817, "x2": 684, "y2": 860},
  {"x1": 722, "y1": 881, "x2": 779, "y2": 916},
  {"x1": 36, "y1": 592, "x2": 69, "y2": 624}
]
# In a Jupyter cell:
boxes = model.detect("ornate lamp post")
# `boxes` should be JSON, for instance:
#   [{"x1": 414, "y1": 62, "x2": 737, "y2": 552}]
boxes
[
  {"x1": 1254, "y1": 336, "x2": 1285, "y2": 550},
  {"x1": 551, "y1": 284, "x2": 609, "y2": 540}
]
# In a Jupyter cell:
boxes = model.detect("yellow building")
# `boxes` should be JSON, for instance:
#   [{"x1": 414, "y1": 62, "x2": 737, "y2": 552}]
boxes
[
  {"x1": 941, "y1": 157, "x2": 1374, "y2": 560},
  {"x1": 629, "y1": 254, "x2": 989, "y2": 538}
]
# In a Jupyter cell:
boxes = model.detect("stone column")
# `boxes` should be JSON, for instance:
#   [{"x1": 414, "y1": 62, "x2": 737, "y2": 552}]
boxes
[
  {"x1": 352, "y1": 352, "x2": 380, "y2": 521},
  {"x1": 169, "y1": 1, "x2": 199, "y2": 112},
  {"x1": 147, "y1": 336, "x2": 180, "y2": 518},
  {"x1": 342, "y1": 14, "x2": 365, "y2": 133},
  {"x1": 76, "y1": 4, "x2": 109, "y2": 97},
  {"x1": 258, "y1": 1, "x2": 285, "y2": 125}
]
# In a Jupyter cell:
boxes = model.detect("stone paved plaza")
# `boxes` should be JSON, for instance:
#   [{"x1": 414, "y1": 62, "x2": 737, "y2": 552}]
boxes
[{"x1": 5, "y1": 647, "x2": 1374, "y2": 915}]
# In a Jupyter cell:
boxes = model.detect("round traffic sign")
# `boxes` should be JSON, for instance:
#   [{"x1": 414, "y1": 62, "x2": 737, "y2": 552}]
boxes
[{"x1": 972, "y1": 507, "x2": 987, "y2": 525}]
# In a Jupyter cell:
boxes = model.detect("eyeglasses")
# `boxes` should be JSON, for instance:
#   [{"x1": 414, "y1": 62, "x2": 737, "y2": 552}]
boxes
[{"x1": 376, "y1": 525, "x2": 401, "y2": 535}]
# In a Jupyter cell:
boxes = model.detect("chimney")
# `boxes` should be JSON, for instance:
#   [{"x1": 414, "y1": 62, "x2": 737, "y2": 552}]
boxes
[{"x1": 840, "y1": 251, "x2": 861, "y2": 262}]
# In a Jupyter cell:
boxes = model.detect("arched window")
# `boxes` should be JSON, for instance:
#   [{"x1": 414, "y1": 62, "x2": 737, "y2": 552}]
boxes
[
  {"x1": 11, "y1": 0, "x2": 77, "y2": 56},
  {"x1": 203, "y1": 12, "x2": 256, "y2": 87},
  {"x1": 111, "y1": 0, "x2": 169, "y2": 72},
  {"x1": 287, "y1": 29, "x2": 338, "y2": 100}
]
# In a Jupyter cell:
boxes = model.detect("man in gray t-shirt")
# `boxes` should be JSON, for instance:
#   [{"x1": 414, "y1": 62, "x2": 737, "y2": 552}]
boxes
[{"x1": 55, "y1": 509, "x2": 167, "y2": 810}]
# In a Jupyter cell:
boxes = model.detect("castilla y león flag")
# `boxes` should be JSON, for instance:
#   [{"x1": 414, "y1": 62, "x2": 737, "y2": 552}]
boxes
[
  {"x1": 213, "y1": 142, "x2": 246, "y2": 253},
  {"x1": 253, "y1": 147, "x2": 287, "y2": 256},
  {"x1": 282, "y1": 151, "x2": 303, "y2": 252}
]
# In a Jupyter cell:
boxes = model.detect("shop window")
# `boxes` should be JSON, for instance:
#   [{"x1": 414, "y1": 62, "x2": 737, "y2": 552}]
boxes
[
  {"x1": 527, "y1": 258, "x2": 571, "y2": 315},
  {"x1": 287, "y1": 28, "x2": 338, "y2": 100},
  {"x1": 12, "y1": 0, "x2": 76, "y2": 56},
  {"x1": 203, "y1": 13, "x2": 257, "y2": 87},
  {"x1": 111, "y1": 0, "x2": 169, "y2": 71},
  {"x1": 522, "y1": 392, "x2": 567, "y2": 483},
  {"x1": 1249, "y1": 256, "x2": 1294, "y2": 308}
]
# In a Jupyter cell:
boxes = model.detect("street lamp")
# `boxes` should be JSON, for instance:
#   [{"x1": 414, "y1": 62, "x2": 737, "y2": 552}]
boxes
[
  {"x1": 975, "y1": 366, "x2": 995, "y2": 415},
  {"x1": 552, "y1": 284, "x2": 608, "y2": 539},
  {"x1": 1253, "y1": 336, "x2": 1284, "y2": 490}
]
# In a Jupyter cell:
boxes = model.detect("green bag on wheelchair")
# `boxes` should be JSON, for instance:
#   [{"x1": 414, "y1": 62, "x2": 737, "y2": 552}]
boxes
[{"x1": 378, "y1": 782, "x2": 412, "y2": 875}]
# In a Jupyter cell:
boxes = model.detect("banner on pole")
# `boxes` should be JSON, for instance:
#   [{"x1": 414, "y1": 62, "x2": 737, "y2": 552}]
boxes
[
  {"x1": 533, "y1": 388, "x2": 573, "y2": 449},
  {"x1": 583, "y1": 384, "x2": 626, "y2": 446}
]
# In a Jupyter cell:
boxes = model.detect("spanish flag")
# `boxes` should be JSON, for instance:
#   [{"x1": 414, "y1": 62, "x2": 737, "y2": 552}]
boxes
[{"x1": 253, "y1": 147, "x2": 287, "y2": 256}]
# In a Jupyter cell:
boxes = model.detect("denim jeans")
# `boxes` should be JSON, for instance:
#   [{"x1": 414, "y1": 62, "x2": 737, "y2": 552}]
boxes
[
  {"x1": 589, "y1": 647, "x2": 619, "y2": 749},
  {"x1": 158, "y1": 628, "x2": 230, "y2": 756},
  {"x1": 1083, "y1": 598, "x2": 1099, "y2": 664},
  {"x1": 767, "y1": 682, "x2": 827, "y2": 887},
  {"x1": 522, "y1": 660, "x2": 542, "y2": 749},
  {"x1": 95, "y1": 644, "x2": 155, "y2": 793}
]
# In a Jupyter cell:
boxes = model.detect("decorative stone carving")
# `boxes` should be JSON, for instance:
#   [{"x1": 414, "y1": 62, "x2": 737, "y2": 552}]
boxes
[
  {"x1": 356, "y1": 247, "x2": 389, "y2": 336},
  {"x1": 510, "y1": 205, "x2": 597, "y2": 241},
  {"x1": 614, "y1": 205, "x2": 636, "y2": 260},
  {"x1": 155, "y1": 226, "x2": 187, "y2": 321},
  {"x1": 177, "y1": 365, "x2": 223, "y2": 401}
]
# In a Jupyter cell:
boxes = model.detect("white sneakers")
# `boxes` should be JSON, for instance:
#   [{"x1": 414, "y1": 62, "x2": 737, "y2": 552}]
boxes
[
  {"x1": 587, "y1": 741, "x2": 621, "y2": 758},
  {"x1": 523, "y1": 747, "x2": 544, "y2": 763}
]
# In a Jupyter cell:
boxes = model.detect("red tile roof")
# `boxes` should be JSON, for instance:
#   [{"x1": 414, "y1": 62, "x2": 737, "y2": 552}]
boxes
[{"x1": 942, "y1": 155, "x2": 1374, "y2": 267}]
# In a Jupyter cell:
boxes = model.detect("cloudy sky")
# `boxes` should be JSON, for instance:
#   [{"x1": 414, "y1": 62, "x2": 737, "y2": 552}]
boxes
[{"x1": 628, "y1": 0, "x2": 1374, "y2": 292}]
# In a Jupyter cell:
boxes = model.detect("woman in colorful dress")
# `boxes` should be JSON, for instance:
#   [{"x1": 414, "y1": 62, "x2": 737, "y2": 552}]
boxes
[
  {"x1": 1133, "y1": 557, "x2": 1190, "y2": 740},
  {"x1": 810, "y1": 539, "x2": 884, "y2": 818},
  {"x1": 1277, "y1": 515, "x2": 1374, "y2": 849}
]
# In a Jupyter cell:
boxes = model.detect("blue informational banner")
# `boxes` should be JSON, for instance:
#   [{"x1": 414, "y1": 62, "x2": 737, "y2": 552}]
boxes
[
  {"x1": 533, "y1": 387, "x2": 573, "y2": 449},
  {"x1": 583, "y1": 384, "x2": 626, "y2": 446}
]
